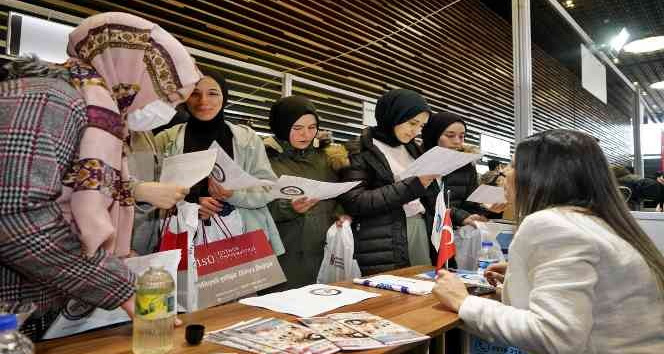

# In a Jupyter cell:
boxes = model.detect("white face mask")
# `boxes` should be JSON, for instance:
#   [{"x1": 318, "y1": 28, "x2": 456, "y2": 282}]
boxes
[{"x1": 127, "y1": 100, "x2": 177, "y2": 131}]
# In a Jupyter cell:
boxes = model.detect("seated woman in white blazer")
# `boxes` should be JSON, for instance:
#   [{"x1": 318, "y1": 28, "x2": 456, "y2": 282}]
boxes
[{"x1": 433, "y1": 129, "x2": 664, "y2": 354}]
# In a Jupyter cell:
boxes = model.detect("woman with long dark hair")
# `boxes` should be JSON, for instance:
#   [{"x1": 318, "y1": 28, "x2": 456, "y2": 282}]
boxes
[{"x1": 433, "y1": 129, "x2": 664, "y2": 353}]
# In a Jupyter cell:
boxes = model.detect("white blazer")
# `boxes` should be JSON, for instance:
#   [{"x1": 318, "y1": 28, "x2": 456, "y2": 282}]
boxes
[{"x1": 459, "y1": 207, "x2": 664, "y2": 354}]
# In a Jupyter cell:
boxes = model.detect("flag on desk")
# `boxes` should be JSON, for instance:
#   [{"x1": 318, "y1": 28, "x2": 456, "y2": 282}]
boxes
[
  {"x1": 431, "y1": 189, "x2": 455, "y2": 271},
  {"x1": 436, "y1": 209, "x2": 455, "y2": 270}
]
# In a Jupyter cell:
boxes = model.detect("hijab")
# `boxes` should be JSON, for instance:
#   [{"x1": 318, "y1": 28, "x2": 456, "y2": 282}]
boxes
[
  {"x1": 421, "y1": 112, "x2": 467, "y2": 151},
  {"x1": 372, "y1": 89, "x2": 431, "y2": 147},
  {"x1": 63, "y1": 12, "x2": 200, "y2": 256},
  {"x1": 183, "y1": 71, "x2": 233, "y2": 159},
  {"x1": 269, "y1": 95, "x2": 319, "y2": 143}
]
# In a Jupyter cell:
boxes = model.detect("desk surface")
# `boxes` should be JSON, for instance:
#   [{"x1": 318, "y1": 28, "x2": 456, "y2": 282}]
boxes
[{"x1": 37, "y1": 266, "x2": 460, "y2": 354}]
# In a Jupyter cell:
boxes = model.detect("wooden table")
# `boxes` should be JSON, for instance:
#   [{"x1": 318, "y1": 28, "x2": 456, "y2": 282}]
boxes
[{"x1": 37, "y1": 266, "x2": 460, "y2": 354}]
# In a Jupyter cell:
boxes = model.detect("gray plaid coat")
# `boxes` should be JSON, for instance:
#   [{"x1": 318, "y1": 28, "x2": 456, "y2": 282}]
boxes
[{"x1": 0, "y1": 77, "x2": 135, "y2": 340}]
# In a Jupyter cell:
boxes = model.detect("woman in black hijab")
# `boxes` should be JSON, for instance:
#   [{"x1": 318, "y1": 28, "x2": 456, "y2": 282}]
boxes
[
  {"x1": 263, "y1": 95, "x2": 350, "y2": 291},
  {"x1": 154, "y1": 70, "x2": 285, "y2": 255},
  {"x1": 339, "y1": 89, "x2": 439, "y2": 275},
  {"x1": 422, "y1": 112, "x2": 504, "y2": 224}
]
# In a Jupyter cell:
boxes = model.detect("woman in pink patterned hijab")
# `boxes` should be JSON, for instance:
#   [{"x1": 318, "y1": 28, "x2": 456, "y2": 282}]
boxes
[
  {"x1": 0, "y1": 12, "x2": 199, "y2": 340},
  {"x1": 61, "y1": 12, "x2": 201, "y2": 256}
]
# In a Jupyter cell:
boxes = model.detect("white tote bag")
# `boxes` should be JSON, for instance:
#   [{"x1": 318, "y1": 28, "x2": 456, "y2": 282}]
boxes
[{"x1": 317, "y1": 220, "x2": 362, "y2": 283}]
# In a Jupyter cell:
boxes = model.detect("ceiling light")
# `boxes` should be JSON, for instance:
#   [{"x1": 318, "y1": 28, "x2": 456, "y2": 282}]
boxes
[
  {"x1": 612, "y1": 57, "x2": 620, "y2": 64},
  {"x1": 650, "y1": 81, "x2": 664, "y2": 90},
  {"x1": 609, "y1": 28, "x2": 630, "y2": 52},
  {"x1": 563, "y1": 0, "x2": 575, "y2": 9},
  {"x1": 624, "y1": 36, "x2": 664, "y2": 54}
]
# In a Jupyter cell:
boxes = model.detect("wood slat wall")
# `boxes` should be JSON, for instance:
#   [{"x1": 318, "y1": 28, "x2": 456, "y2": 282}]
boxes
[{"x1": 0, "y1": 0, "x2": 633, "y2": 163}]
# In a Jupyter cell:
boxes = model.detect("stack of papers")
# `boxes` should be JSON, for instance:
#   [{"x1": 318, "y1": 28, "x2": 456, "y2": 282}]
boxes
[
  {"x1": 326, "y1": 312, "x2": 429, "y2": 346},
  {"x1": 353, "y1": 275, "x2": 435, "y2": 295},
  {"x1": 206, "y1": 317, "x2": 338, "y2": 354},
  {"x1": 205, "y1": 312, "x2": 429, "y2": 353},
  {"x1": 238, "y1": 284, "x2": 380, "y2": 317}
]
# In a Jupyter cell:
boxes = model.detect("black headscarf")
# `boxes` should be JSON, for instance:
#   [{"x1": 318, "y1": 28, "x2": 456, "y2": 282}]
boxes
[
  {"x1": 372, "y1": 89, "x2": 431, "y2": 147},
  {"x1": 421, "y1": 112, "x2": 467, "y2": 151},
  {"x1": 183, "y1": 70, "x2": 233, "y2": 159},
  {"x1": 269, "y1": 95, "x2": 319, "y2": 142}
]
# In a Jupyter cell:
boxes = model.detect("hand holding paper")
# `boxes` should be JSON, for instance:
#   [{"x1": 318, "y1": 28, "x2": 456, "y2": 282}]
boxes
[
  {"x1": 270, "y1": 175, "x2": 360, "y2": 200},
  {"x1": 209, "y1": 141, "x2": 274, "y2": 190},
  {"x1": 160, "y1": 150, "x2": 217, "y2": 188},
  {"x1": 398, "y1": 146, "x2": 481, "y2": 180},
  {"x1": 466, "y1": 185, "x2": 507, "y2": 204}
]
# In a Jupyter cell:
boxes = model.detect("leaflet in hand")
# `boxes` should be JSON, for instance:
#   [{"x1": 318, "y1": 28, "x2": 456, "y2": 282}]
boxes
[
  {"x1": 398, "y1": 146, "x2": 481, "y2": 180},
  {"x1": 269, "y1": 175, "x2": 360, "y2": 200},
  {"x1": 208, "y1": 141, "x2": 274, "y2": 190},
  {"x1": 326, "y1": 311, "x2": 429, "y2": 346},
  {"x1": 353, "y1": 274, "x2": 435, "y2": 295},
  {"x1": 228, "y1": 317, "x2": 339, "y2": 354},
  {"x1": 298, "y1": 317, "x2": 385, "y2": 350},
  {"x1": 466, "y1": 184, "x2": 507, "y2": 204},
  {"x1": 160, "y1": 149, "x2": 217, "y2": 188}
]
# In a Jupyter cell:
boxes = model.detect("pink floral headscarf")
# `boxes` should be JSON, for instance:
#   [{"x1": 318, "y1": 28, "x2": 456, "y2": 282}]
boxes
[{"x1": 59, "y1": 12, "x2": 200, "y2": 256}]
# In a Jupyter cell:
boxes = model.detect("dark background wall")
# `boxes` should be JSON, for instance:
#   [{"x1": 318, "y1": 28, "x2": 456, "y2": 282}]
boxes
[{"x1": 0, "y1": 0, "x2": 634, "y2": 163}]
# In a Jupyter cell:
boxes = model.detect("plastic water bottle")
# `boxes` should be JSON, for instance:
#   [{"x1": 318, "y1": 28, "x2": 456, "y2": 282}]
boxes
[
  {"x1": 132, "y1": 264, "x2": 176, "y2": 354},
  {"x1": 477, "y1": 241, "x2": 502, "y2": 276},
  {"x1": 0, "y1": 314, "x2": 34, "y2": 354}
]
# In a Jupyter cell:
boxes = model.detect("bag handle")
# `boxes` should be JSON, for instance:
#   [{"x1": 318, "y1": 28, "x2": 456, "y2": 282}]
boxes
[{"x1": 210, "y1": 213, "x2": 233, "y2": 239}]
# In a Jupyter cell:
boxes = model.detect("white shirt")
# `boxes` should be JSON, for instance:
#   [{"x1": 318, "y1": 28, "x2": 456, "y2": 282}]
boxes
[
  {"x1": 373, "y1": 139, "x2": 425, "y2": 217},
  {"x1": 459, "y1": 207, "x2": 664, "y2": 354}
]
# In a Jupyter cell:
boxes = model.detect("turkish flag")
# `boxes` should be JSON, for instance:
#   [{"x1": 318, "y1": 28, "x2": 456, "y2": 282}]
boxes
[{"x1": 436, "y1": 209, "x2": 456, "y2": 271}]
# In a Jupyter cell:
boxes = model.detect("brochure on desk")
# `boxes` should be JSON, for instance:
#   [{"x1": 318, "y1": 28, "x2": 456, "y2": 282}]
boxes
[{"x1": 205, "y1": 312, "x2": 428, "y2": 353}]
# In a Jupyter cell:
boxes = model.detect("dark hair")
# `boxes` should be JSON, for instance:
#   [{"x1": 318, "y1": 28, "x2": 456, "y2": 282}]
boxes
[
  {"x1": 488, "y1": 159, "x2": 500, "y2": 171},
  {"x1": 512, "y1": 129, "x2": 664, "y2": 294}
]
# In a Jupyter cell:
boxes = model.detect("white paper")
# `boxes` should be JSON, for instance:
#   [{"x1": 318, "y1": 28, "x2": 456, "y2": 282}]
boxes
[
  {"x1": 43, "y1": 250, "x2": 181, "y2": 339},
  {"x1": 466, "y1": 185, "x2": 507, "y2": 204},
  {"x1": 209, "y1": 141, "x2": 274, "y2": 190},
  {"x1": 160, "y1": 149, "x2": 217, "y2": 188},
  {"x1": 398, "y1": 146, "x2": 481, "y2": 180},
  {"x1": 270, "y1": 175, "x2": 360, "y2": 200},
  {"x1": 239, "y1": 284, "x2": 379, "y2": 318}
]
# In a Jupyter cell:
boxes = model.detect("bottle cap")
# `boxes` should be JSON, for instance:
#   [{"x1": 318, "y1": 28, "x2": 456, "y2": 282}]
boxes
[
  {"x1": 0, "y1": 314, "x2": 18, "y2": 331},
  {"x1": 185, "y1": 324, "x2": 205, "y2": 345},
  {"x1": 481, "y1": 241, "x2": 494, "y2": 247}
]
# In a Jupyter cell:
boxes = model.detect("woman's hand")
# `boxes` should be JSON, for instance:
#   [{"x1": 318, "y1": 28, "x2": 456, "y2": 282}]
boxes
[
  {"x1": 462, "y1": 214, "x2": 488, "y2": 226},
  {"x1": 199, "y1": 197, "x2": 221, "y2": 220},
  {"x1": 432, "y1": 270, "x2": 469, "y2": 313},
  {"x1": 335, "y1": 214, "x2": 352, "y2": 227},
  {"x1": 208, "y1": 178, "x2": 234, "y2": 200},
  {"x1": 484, "y1": 203, "x2": 507, "y2": 214},
  {"x1": 291, "y1": 197, "x2": 319, "y2": 214},
  {"x1": 120, "y1": 296, "x2": 135, "y2": 320},
  {"x1": 134, "y1": 182, "x2": 189, "y2": 209},
  {"x1": 484, "y1": 261, "x2": 508, "y2": 287},
  {"x1": 417, "y1": 175, "x2": 439, "y2": 188}
]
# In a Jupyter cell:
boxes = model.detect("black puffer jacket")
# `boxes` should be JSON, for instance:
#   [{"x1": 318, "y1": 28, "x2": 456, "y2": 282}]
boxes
[
  {"x1": 441, "y1": 162, "x2": 483, "y2": 224},
  {"x1": 340, "y1": 129, "x2": 437, "y2": 275}
]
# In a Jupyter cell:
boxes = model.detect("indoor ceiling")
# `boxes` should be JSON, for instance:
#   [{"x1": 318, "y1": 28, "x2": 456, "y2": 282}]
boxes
[
  {"x1": 482, "y1": 0, "x2": 664, "y2": 123},
  {"x1": 565, "y1": 0, "x2": 664, "y2": 123}
]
